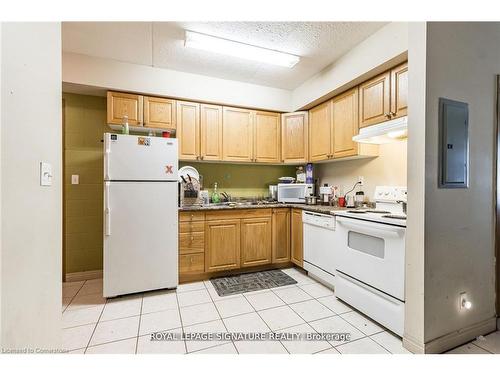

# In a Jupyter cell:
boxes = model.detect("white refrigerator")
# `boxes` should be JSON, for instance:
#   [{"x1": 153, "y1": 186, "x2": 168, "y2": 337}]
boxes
[{"x1": 103, "y1": 133, "x2": 178, "y2": 297}]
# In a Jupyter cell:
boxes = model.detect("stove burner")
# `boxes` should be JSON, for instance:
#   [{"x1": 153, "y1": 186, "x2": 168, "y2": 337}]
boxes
[
  {"x1": 347, "y1": 210, "x2": 367, "y2": 214},
  {"x1": 366, "y1": 210, "x2": 391, "y2": 214},
  {"x1": 382, "y1": 214, "x2": 407, "y2": 220}
]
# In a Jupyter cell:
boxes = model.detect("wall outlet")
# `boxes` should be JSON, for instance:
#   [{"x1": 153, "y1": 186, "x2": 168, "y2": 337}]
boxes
[
  {"x1": 358, "y1": 176, "x2": 364, "y2": 186},
  {"x1": 459, "y1": 292, "x2": 472, "y2": 310},
  {"x1": 71, "y1": 174, "x2": 79, "y2": 185}
]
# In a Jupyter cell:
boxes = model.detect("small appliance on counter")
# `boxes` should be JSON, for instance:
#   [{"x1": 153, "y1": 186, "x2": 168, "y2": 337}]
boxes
[
  {"x1": 277, "y1": 183, "x2": 314, "y2": 203},
  {"x1": 268, "y1": 185, "x2": 278, "y2": 201},
  {"x1": 319, "y1": 184, "x2": 332, "y2": 205}
]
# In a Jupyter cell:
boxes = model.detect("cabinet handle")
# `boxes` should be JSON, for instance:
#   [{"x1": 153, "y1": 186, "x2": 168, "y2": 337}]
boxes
[
  {"x1": 390, "y1": 111, "x2": 397, "y2": 117},
  {"x1": 385, "y1": 113, "x2": 392, "y2": 119},
  {"x1": 200, "y1": 155, "x2": 204, "y2": 160}
]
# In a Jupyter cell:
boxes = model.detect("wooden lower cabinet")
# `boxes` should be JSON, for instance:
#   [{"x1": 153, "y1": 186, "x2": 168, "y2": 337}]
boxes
[
  {"x1": 272, "y1": 208, "x2": 290, "y2": 263},
  {"x1": 205, "y1": 219, "x2": 241, "y2": 272},
  {"x1": 179, "y1": 253, "x2": 205, "y2": 274},
  {"x1": 291, "y1": 208, "x2": 303, "y2": 267},
  {"x1": 240, "y1": 217, "x2": 272, "y2": 267}
]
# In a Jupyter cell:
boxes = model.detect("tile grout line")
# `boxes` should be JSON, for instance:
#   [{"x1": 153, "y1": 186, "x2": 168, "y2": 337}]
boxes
[
  {"x1": 241, "y1": 290, "x2": 290, "y2": 354},
  {"x1": 134, "y1": 294, "x2": 144, "y2": 354},
  {"x1": 83, "y1": 290, "x2": 108, "y2": 354},
  {"x1": 206, "y1": 281, "x2": 239, "y2": 354},
  {"x1": 175, "y1": 285, "x2": 189, "y2": 354},
  {"x1": 62, "y1": 279, "x2": 87, "y2": 313}
]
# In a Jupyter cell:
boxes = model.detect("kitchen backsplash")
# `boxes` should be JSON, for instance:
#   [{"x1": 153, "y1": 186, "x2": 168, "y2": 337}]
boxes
[{"x1": 316, "y1": 141, "x2": 407, "y2": 201}]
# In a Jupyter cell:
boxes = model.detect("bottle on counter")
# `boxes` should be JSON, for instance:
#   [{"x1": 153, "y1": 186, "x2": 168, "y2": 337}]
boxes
[
  {"x1": 306, "y1": 163, "x2": 314, "y2": 184},
  {"x1": 122, "y1": 115, "x2": 129, "y2": 135},
  {"x1": 296, "y1": 166, "x2": 305, "y2": 183},
  {"x1": 211, "y1": 182, "x2": 221, "y2": 203}
]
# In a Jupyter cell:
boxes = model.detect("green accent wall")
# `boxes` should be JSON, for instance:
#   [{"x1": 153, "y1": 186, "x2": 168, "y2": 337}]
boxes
[{"x1": 63, "y1": 93, "x2": 296, "y2": 274}]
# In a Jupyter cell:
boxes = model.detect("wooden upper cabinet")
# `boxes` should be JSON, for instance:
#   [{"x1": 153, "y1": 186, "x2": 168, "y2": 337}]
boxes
[
  {"x1": 177, "y1": 101, "x2": 200, "y2": 161},
  {"x1": 205, "y1": 219, "x2": 241, "y2": 272},
  {"x1": 309, "y1": 101, "x2": 332, "y2": 161},
  {"x1": 390, "y1": 62, "x2": 408, "y2": 119},
  {"x1": 272, "y1": 208, "x2": 290, "y2": 264},
  {"x1": 359, "y1": 71, "x2": 391, "y2": 128},
  {"x1": 240, "y1": 217, "x2": 272, "y2": 268},
  {"x1": 200, "y1": 104, "x2": 223, "y2": 161},
  {"x1": 144, "y1": 96, "x2": 176, "y2": 129},
  {"x1": 222, "y1": 106, "x2": 254, "y2": 162},
  {"x1": 290, "y1": 208, "x2": 303, "y2": 267},
  {"x1": 107, "y1": 91, "x2": 143, "y2": 126},
  {"x1": 281, "y1": 112, "x2": 308, "y2": 164},
  {"x1": 332, "y1": 88, "x2": 359, "y2": 158},
  {"x1": 254, "y1": 111, "x2": 280, "y2": 163}
]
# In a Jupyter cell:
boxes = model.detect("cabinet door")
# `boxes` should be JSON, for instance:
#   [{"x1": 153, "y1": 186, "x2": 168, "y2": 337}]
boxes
[
  {"x1": 205, "y1": 219, "x2": 241, "y2": 272},
  {"x1": 222, "y1": 107, "x2": 254, "y2": 162},
  {"x1": 241, "y1": 217, "x2": 272, "y2": 267},
  {"x1": 144, "y1": 96, "x2": 176, "y2": 129},
  {"x1": 309, "y1": 101, "x2": 332, "y2": 161},
  {"x1": 200, "y1": 104, "x2": 223, "y2": 161},
  {"x1": 177, "y1": 101, "x2": 200, "y2": 160},
  {"x1": 254, "y1": 111, "x2": 280, "y2": 163},
  {"x1": 332, "y1": 87, "x2": 359, "y2": 158},
  {"x1": 290, "y1": 209, "x2": 303, "y2": 267},
  {"x1": 281, "y1": 112, "x2": 308, "y2": 164},
  {"x1": 359, "y1": 71, "x2": 391, "y2": 128},
  {"x1": 107, "y1": 91, "x2": 143, "y2": 126},
  {"x1": 272, "y1": 208, "x2": 290, "y2": 264},
  {"x1": 390, "y1": 62, "x2": 408, "y2": 119}
]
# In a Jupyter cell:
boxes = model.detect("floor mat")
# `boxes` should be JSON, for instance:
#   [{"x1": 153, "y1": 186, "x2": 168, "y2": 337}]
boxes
[{"x1": 210, "y1": 269, "x2": 297, "y2": 296}]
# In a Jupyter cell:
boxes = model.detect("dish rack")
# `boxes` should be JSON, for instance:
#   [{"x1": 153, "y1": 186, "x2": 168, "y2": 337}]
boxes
[{"x1": 180, "y1": 177, "x2": 203, "y2": 207}]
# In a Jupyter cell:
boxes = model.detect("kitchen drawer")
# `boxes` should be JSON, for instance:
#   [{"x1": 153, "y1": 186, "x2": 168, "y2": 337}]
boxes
[
  {"x1": 179, "y1": 211, "x2": 205, "y2": 222},
  {"x1": 205, "y1": 208, "x2": 272, "y2": 221},
  {"x1": 179, "y1": 232, "x2": 205, "y2": 251},
  {"x1": 179, "y1": 253, "x2": 205, "y2": 274},
  {"x1": 179, "y1": 221, "x2": 205, "y2": 233}
]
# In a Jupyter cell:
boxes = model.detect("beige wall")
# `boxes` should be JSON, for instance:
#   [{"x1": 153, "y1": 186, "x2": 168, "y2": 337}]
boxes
[
  {"x1": 405, "y1": 22, "x2": 498, "y2": 353},
  {"x1": 1, "y1": 23, "x2": 62, "y2": 351},
  {"x1": 316, "y1": 142, "x2": 407, "y2": 201},
  {"x1": 423, "y1": 22, "x2": 497, "y2": 345}
]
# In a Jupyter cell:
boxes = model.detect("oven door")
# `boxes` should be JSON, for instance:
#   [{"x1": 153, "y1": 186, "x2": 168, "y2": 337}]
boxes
[{"x1": 335, "y1": 216, "x2": 405, "y2": 301}]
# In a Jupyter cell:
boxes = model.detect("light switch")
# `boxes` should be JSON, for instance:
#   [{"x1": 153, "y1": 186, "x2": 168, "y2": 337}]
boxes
[
  {"x1": 71, "y1": 174, "x2": 79, "y2": 185},
  {"x1": 40, "y1": 162, "x2": 53, "y2": 186}
]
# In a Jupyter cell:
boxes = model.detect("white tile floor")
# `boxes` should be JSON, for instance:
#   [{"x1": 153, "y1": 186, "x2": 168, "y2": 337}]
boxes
[{"x1": 62, "y1": 268, "x2": 499, "y2": 354}]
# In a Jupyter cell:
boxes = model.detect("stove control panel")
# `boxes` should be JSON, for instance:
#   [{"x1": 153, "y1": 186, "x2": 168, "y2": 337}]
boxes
[{"x1": 374, "y1": 186, "x2": 407, "y2": 203}]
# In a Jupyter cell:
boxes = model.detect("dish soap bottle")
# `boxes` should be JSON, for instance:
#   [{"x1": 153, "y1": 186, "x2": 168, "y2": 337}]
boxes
[
  {"x1": 211, "y1": 182, "x2": 221, "y2": 203},
  {"x1": 122, "y1": 115, "x2": 129, "y2": 135}
]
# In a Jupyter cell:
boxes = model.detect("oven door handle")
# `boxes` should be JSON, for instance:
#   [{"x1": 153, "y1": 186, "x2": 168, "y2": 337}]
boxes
[{"x1": 336, "y1": 216, "x2": 404, "y2": 237}]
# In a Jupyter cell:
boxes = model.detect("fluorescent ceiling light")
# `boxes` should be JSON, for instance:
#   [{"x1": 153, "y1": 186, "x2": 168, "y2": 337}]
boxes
[{"x1": 184, "y1": 30, "x2": 300, "y2": 68}]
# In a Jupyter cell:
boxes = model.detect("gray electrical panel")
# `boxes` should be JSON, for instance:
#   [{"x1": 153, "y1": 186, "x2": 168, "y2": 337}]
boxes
[{"x1": 438, "y1": 98, "x2": 469, "y2": 188}]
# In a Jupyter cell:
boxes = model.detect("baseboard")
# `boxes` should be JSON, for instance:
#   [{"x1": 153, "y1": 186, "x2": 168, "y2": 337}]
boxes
[
  {"x1": 65, "y1": 269, "x2": 103, "y2": 282},
  {"x1": 405, "y1": 317, "x2": 497, "y2": 354}
]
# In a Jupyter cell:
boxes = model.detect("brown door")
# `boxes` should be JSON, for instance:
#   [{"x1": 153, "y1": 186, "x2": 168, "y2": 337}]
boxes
[
  {"x1": 290, "y1": 208, "x2": 303, "y2": 267},
  {"x1": 177, "y1": 101, "x2": 200, "y2": 160},
  {"x1": 281, "y1": 112, "x2": 308, "y2": 164},
  {"x1": 359, "y1": 71, "x2": 391, "y2": 128},
  {"x1": 241, "y1": 217, "x2": 272, "y2": 267},
  {"x1": 272, "y1": 208, "x2": 291, "y2": 263},
  {"x1": 107, "y1": 91, "x2": 143, "y2": 126},
  {"x1": 254, "y1": 111, "x2": 281, "y2": 163},
  {"x1": 200, "y1": 104, "x2": 223, "y2": 161},
  {"x1": 390, "y1": 62, "x2": 408, "y2": 119},
  {"x1": 222, "y1": 106, "x2": 254, "y2": 162},
  {"x1": 332, "y1": 87, "x2": 359, "y2": 158},
  {"x1": 144, "y1": 96, "x2": 176, "y2": 129},
  {"x1": 205, "y1": 219, "x2": 241, "y2": 272},
  {"x1": 309, "y1": 101, "x2": 332, "y2": 161}
]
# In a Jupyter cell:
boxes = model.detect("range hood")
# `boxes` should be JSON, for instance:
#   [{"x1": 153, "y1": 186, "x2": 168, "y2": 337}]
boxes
[{"x1": 353, "y1": 116, "x2": 407, "y2": 144}]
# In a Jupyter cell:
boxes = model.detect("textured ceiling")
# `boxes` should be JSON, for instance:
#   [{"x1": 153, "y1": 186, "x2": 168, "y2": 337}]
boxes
[{"x1": 62, "y1": 22, "x2": 387, "y2": 90}]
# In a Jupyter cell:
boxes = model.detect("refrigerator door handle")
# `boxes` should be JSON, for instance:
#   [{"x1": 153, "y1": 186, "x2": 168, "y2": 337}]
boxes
[
  {"x1": 105, "y1": 182, "x2": 111, "y2": 236},
  {"x1": 104, "y1": 136, "x2": 111, "y2": 180}
]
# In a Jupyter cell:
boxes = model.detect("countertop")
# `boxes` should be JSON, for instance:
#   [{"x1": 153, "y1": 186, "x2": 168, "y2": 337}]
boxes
[{"x1": 179, "y1": 202, "x2": 350, "y2": 215}]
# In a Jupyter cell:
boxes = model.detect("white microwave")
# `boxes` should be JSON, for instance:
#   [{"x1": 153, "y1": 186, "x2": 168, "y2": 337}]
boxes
[{"x1": 277, "y1": 183, "x2": 314, "y2": 203}]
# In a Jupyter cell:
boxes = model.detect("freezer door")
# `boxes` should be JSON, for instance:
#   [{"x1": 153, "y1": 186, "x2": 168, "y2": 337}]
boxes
[
  {"x1": 104, "y1": 133, "x2": 178, "y2": 181},
  {"x1": 103, "y1": 181, "x2": 178, "y2": 297}
]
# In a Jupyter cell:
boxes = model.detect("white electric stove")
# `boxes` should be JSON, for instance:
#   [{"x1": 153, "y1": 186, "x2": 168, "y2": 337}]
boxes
[{"x1": 332, "y1": 186, "x2": 407, "y2": 336}]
